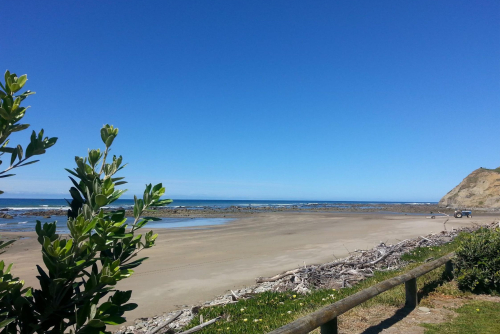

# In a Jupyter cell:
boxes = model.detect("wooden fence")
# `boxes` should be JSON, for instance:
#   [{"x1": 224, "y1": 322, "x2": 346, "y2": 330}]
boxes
[{"x1": 268, "y1": 252, "x2": 455, "y2": 334}]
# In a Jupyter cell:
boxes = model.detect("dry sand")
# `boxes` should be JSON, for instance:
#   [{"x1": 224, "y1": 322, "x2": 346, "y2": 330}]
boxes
[{"x1": 2, "y1": 212, "x2": 496, "y2": 325}]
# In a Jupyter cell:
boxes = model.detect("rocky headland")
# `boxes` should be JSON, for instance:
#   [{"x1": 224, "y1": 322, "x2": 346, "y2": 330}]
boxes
[{"x1": 439, "y1": 167, "x2": 500, "y2": 209}]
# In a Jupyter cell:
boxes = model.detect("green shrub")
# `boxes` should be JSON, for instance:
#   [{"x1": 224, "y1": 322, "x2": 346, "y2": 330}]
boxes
[
  {"x1": 454, "y1": 228, "x2": 500, "y2": 293},
  {"x1": 0, "y1": 70, "x2": 57, "y2": 333},
  {"x1": 0, "y1": 125, "x2": 171, "y2": 333}
]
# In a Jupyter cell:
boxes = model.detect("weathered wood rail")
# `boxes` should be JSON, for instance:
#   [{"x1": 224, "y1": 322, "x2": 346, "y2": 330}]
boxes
[{"x1": 268, "y1": 252, "x2": 455, "y2": 334}]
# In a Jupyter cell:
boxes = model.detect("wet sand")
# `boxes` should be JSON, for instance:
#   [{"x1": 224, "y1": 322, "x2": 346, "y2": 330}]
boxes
[{"x1": 1, "y1": 212, "x2": 497, "y2": 325}]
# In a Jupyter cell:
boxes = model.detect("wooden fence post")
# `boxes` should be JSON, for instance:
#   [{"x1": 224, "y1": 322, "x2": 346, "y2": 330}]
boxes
[
  {"x1": 405, "y1": 277, "x2": 418, "y2": 309},
  {"x1": 445, "y1": 260, "x2": 453, "y2": 278},
  {"x1": 320, "y1": 317, "x2": 337, "y2": 334}
]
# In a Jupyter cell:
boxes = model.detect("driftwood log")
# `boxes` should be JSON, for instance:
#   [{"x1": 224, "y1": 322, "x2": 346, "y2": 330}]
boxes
[
  {"x1": 145, "y1": 311, "x2": 182, "y2": 334},
  {"x1": 256, "y1": 269, "x2": 300, "y2": 283},
  {"x1": 178, "y1": 317, "x2": 221, "y2": 334}
]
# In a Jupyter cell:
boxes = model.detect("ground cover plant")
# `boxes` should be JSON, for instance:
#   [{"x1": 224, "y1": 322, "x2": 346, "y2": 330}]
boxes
[
  {"x1": 180, "y1": 238, "x2": 463, "y2": 333},
  {"x1": 0, "y1": 124, "x2": 172, "y2": 333},
  {"x1": 454, "y1": 227, "x2": 500, "y2": 293},
  {"x1": 421, "y1": 300, "x2": 500, "y2": 334}
]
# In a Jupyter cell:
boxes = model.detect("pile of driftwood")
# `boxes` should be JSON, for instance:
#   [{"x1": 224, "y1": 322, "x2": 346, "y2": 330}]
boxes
[
  {"x1": 254, "y1": 223, "x2": 466, "y2": 293},
  {"x1": 116, "y1": 222, "x2": 496, "y2": 334}
]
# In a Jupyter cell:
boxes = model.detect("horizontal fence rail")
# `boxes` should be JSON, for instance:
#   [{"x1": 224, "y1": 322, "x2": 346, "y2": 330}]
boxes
[{"x1": 268, "y1": 252, "x2": 455, "y2": 334}]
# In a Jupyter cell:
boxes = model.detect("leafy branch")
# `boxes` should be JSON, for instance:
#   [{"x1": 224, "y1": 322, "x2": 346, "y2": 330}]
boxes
[{"x1": 0, "y1": 70, "x2": 57, "y2": 194}]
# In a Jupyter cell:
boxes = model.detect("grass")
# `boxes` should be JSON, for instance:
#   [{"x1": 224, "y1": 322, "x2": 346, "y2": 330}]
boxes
[
  {"x1": 485, "y1": 166, "x2": 500, "y2": 174},
  {"x1": 422, "y1": 301, "x2": 500, "y2": 334},
  {"x1": 181, "y1": 238, "x2": 465, "y2": 333}
]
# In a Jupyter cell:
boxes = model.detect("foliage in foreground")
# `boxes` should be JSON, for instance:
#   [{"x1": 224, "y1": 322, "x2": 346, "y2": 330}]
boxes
[
  {"x1": 422, "y1": 300, "x2": 500, "y2": 334},
  {"x1": 0, "y1": 126, "x2": 171, "y2": 333},
  {"x1": 0, "y1": 70, "x2": 57, "y2": 194},
  {"x1": 454, "y1": 227, "x2": 500, "y2": 293}
]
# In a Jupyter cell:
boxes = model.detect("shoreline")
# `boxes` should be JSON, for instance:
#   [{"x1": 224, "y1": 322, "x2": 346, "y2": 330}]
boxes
[{"x1": 11, "y1": 203, "x2": 500, "y2": 220}]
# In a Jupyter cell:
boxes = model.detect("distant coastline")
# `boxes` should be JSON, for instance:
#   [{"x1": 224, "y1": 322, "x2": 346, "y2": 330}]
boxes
[
  {"x1": 7, "y1": 199, "x2": 497, "y2": 234},
  {"x1": 0, "y1": 198, "x2": 437, "y2": 212},
  {"x1": 0, "y1": 198, "x2": 460, "y2": 219}
]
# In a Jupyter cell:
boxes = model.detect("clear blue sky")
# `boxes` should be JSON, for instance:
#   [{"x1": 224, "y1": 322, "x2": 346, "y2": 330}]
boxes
[{"x1": 2, "y1": 0, "x2": 499, "y2": 201}]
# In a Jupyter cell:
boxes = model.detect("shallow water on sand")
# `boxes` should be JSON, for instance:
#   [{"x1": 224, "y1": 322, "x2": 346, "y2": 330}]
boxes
[{"x1": 0, "y1": 216, "x2": 233, "y2": 233}]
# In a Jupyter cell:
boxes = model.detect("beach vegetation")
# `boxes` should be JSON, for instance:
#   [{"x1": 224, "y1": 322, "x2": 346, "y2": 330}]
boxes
[
  {"x1": 0, "y1": 126, "x2": 171, "y2": 333},
  {"x1": 181, "y1": 239, "x2": 463, "y2": 333},
  {"x1": 454, "y1": 227, "x2": 500, "y2": 293},
  {"x1": 421, "y1": 301, "x2": 500, "y2": 334},
  {"x1": 0, "y1": 70, "x2": 57, "y2": 195},
  {"x1": 179, "y1": 235, "x2": 500, "y2": 333}
]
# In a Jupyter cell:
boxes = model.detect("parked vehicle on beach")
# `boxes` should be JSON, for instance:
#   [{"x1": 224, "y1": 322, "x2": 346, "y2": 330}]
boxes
[{"x1": 454, "y1": 209, "x2": 472, "y2": 218}]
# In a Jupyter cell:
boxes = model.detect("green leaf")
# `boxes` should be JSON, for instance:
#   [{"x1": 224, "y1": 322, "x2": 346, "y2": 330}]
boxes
[
  {"x1": 0, "y1": 146, "x2": 15, "y2": 154},
  {"x1": 10, "y1": 83, "x2": 21, "y2": 93},
  {"x1": 18, "y1": 159, "x2": 39, "y2": 167},
  {"x1": 111, "y1": 290, "x2": 132, "y2": 304},
  {"x1": 0, "y1": 107, "x2": 10, "y2": 120},
  {"x1": 87, "y1": 319, "x2": 105, "y2": 328},
  {"x1": 4, "y1": 70, "x2": 11, "y2": 84},
  {"x1": 121, "y1": 303, "x2": 138, "y2": 311},
  {"x1": 0, "y1": 239, "x2": 15, "y2": 250},
  {"x1": 0, "y1": 318, "x2": 15, "y2": 328},
  {"x1": 102, "y1": 315, "x2": 126, "y2": 325},
  {"x1": 95, "y1": 194, "x2": 107, "y2": 207},
  {"x1": 17, "y1": 74, "x2": 27, "y2": 88},
  {"x1": 100, "y1": 127, "x2": 108, "y2": 144},
  {"x1": 90, "y1": 303, "x2": 97, "y2": 319},
  {"x1": 45, "y1": 137, "x2": 58, "y2": 148},
  {"x1": 105, "y1": 136, "x2": 114, "y2": 147},
  {"x1": 10, "y1": 150, "x2": 17, "y2": 166},
  {"x1": 110, "y1": 233, "x2": 133, "y2": 239},
  {"x1": 151, "y1": 199, "x2": 173, "y2": 207},
  {"x1": 10, "y1": 123, "x2": 30, "y2": 132},
  {"x1": 16, "y1": 144, "x2": 23, "y2": 160},
  {"x1": 142, "y1": 217, "x2": 162, "y2": 221}
]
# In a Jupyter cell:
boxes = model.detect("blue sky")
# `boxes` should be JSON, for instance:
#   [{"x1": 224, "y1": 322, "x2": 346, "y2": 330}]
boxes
[{"x1": 1, "y1": 0, "x2": 499, "y2": 201}]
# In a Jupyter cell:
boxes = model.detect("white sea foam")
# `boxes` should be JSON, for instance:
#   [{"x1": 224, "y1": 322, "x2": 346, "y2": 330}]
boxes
[
  {"x1": 404, "y1": 203, "x2": 431, "y2": 205},
  {"x1": 18, "y1": 221, "x2": 28, "y2": 224},
  {"x1": 8, "y1": 206, "x2": 70, "y2": 211}
]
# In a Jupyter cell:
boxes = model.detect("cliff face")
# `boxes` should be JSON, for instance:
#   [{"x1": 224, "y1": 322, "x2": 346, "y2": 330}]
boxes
[{"x1": 438, "y1": 168, "x2": 500, "y2": 208}]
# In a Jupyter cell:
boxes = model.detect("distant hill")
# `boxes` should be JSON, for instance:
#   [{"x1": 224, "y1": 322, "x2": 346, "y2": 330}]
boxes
[{"x1": 438, "y1": 167, "x2": 500, "y2": 208}]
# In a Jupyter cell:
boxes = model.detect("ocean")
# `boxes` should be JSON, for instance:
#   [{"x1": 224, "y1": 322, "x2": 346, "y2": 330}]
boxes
[
  {"x1": 0, "y1": 198, "x2": 434, "y2": 211},
  {"x1": 0, "y1": 199, "x2": 436, "y2": 233}
]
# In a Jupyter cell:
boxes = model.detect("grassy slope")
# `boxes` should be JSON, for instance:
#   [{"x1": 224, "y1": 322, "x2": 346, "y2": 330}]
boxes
[{"x1": 181, "y1": 238, "x2": 463, "y2": 333}]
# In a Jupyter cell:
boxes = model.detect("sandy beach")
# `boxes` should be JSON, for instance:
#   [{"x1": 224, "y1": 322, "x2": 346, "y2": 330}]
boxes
[{"x1": 2, "y1": 212, "x2": 497, "y2": 325}]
